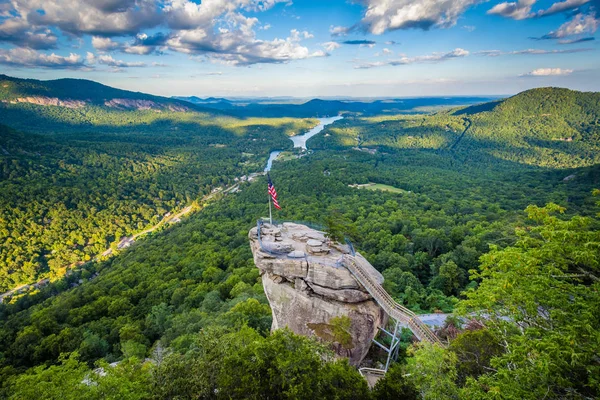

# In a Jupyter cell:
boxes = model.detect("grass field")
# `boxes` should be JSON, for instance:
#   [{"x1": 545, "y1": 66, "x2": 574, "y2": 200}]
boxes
[{"x1": 348, "y1": 183, "x2": 407, "y2": 193}]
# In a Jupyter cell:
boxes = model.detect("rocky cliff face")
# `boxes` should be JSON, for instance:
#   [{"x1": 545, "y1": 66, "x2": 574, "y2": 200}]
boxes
[
  {"x1": 6, "y1": 96, "x2": 86, "y2": 108},
  {"x1": 3, "y1": 96, "x2": 190, "y2": 112},
  {"x1": 249, "y1": 222, "x2": 386, "y2": 366}
]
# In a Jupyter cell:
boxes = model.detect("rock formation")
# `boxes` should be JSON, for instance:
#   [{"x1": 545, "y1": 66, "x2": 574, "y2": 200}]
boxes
[{"x1": 249, "y1": 222, "x2": 386, "y2": 366}]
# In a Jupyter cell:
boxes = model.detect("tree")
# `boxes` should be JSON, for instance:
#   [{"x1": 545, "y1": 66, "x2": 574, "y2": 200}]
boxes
[
  {"x1": 458, "y1": 204, "x2": 600, "y2": 399},
  {"x1": 372, "y1": 362, "x2": 418, "y2": 400},
  {"x1": 404, "y1": 342, "x2": 459, "y2": 400},
  {"x1": 7, "y1": 353, "x2": 91, "y2": 400},
  {"x1": 448, "y1": 328, "x2": 503, "y2": 385},
  {"x1": 429, "y1": 261, "x2": 465, "y2": 296}
]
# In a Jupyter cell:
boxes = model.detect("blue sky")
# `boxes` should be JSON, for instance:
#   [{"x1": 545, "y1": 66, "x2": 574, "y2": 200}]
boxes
[{"x1": 0, "y1": 0, "x2": 598, "y2": 97}]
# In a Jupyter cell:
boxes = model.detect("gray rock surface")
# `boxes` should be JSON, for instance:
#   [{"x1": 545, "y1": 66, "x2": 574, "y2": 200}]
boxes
[{"x1": 249, "y1": 222, "x2": 386, "y2": 365}]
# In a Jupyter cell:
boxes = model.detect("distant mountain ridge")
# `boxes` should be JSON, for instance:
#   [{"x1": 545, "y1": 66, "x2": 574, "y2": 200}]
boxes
[
  {"x1": 174, "y1": 94, "x2": 499, "y2": 117},
  {"x1": 0, "y1": 74, "x2": 205, "y2": 112}
]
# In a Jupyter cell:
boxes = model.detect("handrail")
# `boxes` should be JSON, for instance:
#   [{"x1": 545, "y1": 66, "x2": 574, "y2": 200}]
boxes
[{"x1": 342, "y1": 255, "x2": 442, "y2": 345}]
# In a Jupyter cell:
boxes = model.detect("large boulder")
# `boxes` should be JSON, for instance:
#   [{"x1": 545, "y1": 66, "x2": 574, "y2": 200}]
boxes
[{"x1": 249, "y1": 222, "x2": 386, "y2": 366}]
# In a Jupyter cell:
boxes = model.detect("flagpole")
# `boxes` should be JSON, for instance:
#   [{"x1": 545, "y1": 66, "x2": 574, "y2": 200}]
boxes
[{"x1": 268, "y1": 192, "x2": 272, "y2": 225}]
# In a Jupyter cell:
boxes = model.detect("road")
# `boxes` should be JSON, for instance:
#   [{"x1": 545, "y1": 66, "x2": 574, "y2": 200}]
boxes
[{"x1": 0, "y1": 182, "x2": 242, "y2": 303}]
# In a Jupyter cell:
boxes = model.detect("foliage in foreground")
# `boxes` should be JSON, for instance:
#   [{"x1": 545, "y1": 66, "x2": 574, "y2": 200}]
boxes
[
  {"x1": 5, "y1": 328, "x2": 371, "y2": 400},
  {"x1": 375, "y1": 204, "x2": 600, "y2": 399}
]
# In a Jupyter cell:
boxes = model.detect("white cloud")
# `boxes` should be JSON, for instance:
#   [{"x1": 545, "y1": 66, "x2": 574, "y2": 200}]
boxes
[
  {"x1": 0, "y1": 47, "x2": 86, "y2": 68},
  {"x1": 92, "y1": 36, "x2": 121, "y2": 52},
  {"x1": 487, "y1": 0, "x2": 536, "y2": 20},
  {"x1": 543, "y1": 12, "x2": 599, "y2": 38},
  {"x1": 355, "y1": 48, "x2": 469, "y2": 69},
  {"x1": 322, "y1": 41, "x2": 341, "y2": 51},
  {"x1": 15, "y1": 0, "x2": 162, "y2": 36},
  {"x1": 351, "y1": 0, "x2": 482, "y2": 35},
  {"x1": 0, "y1": 18, "x2": 57, "y2": 49},
  {"x1": 97, "y1": 54, "x2": 146, "y2": 67},
  {"x1": 163, "y1": 0, "x2": 288, "y2": 30},
  {"x1": 329, "y1": 25, "x2": 349, "y2": 36},
  {"x1": 1, "y1": 0, "x2": 320, "y2": 67},
  {"x1": 487, "y1": 0, "x2": 591, "y2": 19},
  {"x1": 164, "y1": 1, "x2": 323, "y2": 65},
  {"x1": 534, "y1": 0, "x2": 591, "y2": 17},
  {"x1": 167, "y1": 11, "x2": 325, "y2": 66},
  {"x1": 521, "y1": 67, "x2": 574, "y2": 76}
]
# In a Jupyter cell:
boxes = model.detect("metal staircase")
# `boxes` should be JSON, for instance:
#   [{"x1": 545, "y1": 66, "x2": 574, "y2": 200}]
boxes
[
  {"x1": 343, "y1": 255, "x2": 442, "y2": 345},
  {"x1": 342, "y1": 254, "x2": 443, "y2": 380}
]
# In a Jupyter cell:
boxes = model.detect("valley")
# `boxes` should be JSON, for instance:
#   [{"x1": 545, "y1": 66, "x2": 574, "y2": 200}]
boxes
[{"x1": 0, "y1": 75, "x2": 598, "y2": 399}]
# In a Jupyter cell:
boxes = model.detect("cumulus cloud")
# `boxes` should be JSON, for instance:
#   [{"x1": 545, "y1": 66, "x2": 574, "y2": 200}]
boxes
[
  {"x1": 542, "y1": 12, "x2": 599, "y2": 38},
  {"x1": 125, "y1": 32, "x2": 168, "y2": 54},
  {"x1": 1, "y1": 0, "x2": 321, "y2": 67},
  {"x1": 163, "y1": 0, "x2": 288, "y2": 30},
  {"x1": 0, "y1": 48, "x2": 86, "y2": 68},
  {"x1": 487, "y1": 0, "x2": 590, "y2": 19},
  {"x1": 167, "y1": 19, "x2": 324, "y2": 66},
  {"x1": 349, "y1": 0, "x2": 482, "y2": 35},
  {"x1": 355, "y1": 48, "x2": 468, "y2": 69},
  {"x1": 374, "y1": 48, "x2": 393, "y2": 56},
  {"x1": 487, "y1": 0, "x2": 537, "y2": 20},
  {"x1": 15, "y1": 0, "x2": 162, "y2": 36},
  {"x1": 330, "y1": 25, "x2": 350, "y2": 36},
  {"x1": 0, "y1": 3, "x2": 13, "y2": 17},
  {"x1": 92, "y1": 33, "x2": 167, "y2": 55},
  {"x1": 533, "y1": 0, "x2": 591, "y2": 17},
  {"x1": 97, "y1": 54, "x2": 146, "y2": 67},
  {"x1": 521, "y1": 67, "x2": 574, "y2": 76},
  {"x1": 322, "y1": 41, "x2": 341, "y2": 51},
  {"x1": 162, "y1": 1, "x2": 322, "y2": 65},
  {"x1": 0, "y1": 19, "x2": 58, "y2": 49},
  {"x1": 92, "y1": 36, "x2": 121, "y2": 52}
]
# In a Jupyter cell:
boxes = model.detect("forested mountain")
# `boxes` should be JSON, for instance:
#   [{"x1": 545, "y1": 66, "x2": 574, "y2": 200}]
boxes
[
  {"x1": 0, "y1": 77, "x2": 598, "y2": 399},
  {"x1": 175, "y1": 95, "x2": 498, "y2": 117},
  {"x1": 313, "y1": 87, "x2": 600, "y2": 168},
  {"x1": 0, "y1": 74, "x2": 204, "y2": 112},
  {"x1": 0, "y1": 79, "x2": 317, "y2": 291}
]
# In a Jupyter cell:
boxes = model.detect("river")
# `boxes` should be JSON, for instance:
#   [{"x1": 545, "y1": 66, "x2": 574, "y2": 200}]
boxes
[{"x1": 264, "y1": 115, "x2": 343, "y2": 172}]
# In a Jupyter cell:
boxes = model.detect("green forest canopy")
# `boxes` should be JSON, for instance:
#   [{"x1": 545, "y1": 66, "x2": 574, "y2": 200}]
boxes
[{"x1": 0, "y1": 77, "x2": 599, "y2": 398}]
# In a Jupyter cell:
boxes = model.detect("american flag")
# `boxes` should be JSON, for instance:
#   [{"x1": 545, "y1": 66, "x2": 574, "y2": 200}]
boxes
[{"x1": 268, "y1": 174, "x2": 281, "y2": 209}]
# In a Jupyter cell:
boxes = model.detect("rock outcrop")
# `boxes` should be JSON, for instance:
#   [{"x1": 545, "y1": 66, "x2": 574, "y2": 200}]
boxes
[
  {"x1": 3, "y1": 96, "x2": 190, "y2": 112},
  {"x1": 7, "y1": 96, "x2": 86, "y2": 108},
  {"x1": 249, "y1": 222, "x2": 386, "y2": 366}
]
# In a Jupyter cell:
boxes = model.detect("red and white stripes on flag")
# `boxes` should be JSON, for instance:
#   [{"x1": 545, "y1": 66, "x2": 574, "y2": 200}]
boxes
[{"x1": 268, "y1": 174, "x2": 281, "y2": 209}]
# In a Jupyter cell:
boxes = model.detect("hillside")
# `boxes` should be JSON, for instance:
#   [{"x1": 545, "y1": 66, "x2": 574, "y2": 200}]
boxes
[
  {"x1": 460, "y1": 87, "x2": 600, "y2": 140},
  {"x1": 0, "y1": 74, "x2": 203, "y2": 112},
  {"x1": 312, "y1": 87, "x2": 600, "y2": 169},
  {"x1": 0, "y1": 93, "x2": 317, "y2": 291}
]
